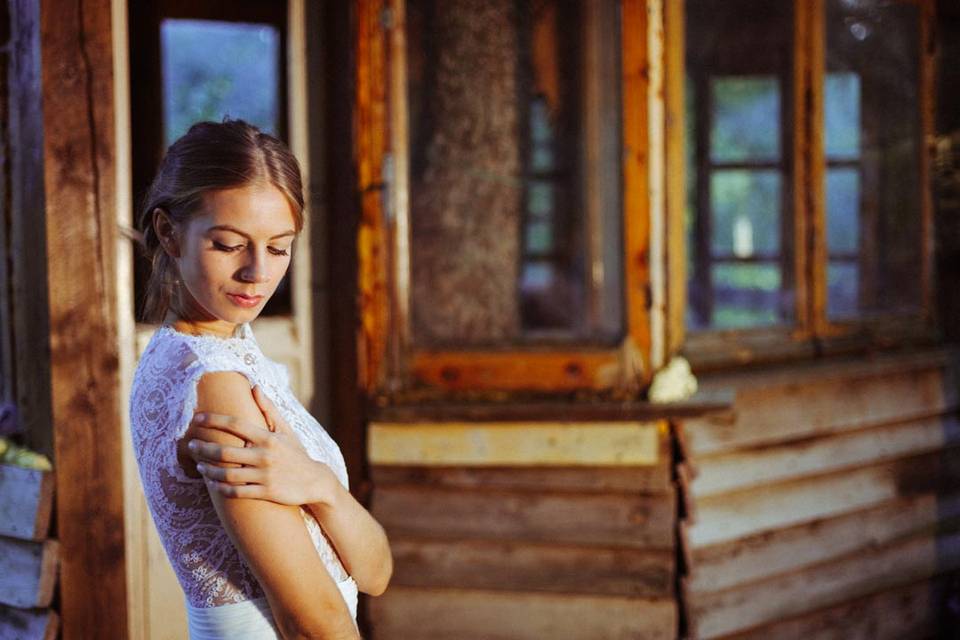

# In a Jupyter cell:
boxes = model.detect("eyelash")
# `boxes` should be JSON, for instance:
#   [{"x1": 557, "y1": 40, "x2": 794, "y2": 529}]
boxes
[{"x1": 213, "y1": 241, "x2": 289, "y2": 256}]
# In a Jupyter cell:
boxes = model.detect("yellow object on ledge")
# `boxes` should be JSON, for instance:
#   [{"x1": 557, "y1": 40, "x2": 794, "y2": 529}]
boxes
[{"x1": 0, "y1": 437, "x2": 53, "y2": 471}]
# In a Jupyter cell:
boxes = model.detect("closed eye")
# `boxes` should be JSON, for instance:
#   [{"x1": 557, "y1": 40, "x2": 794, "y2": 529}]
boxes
[
  {"x1": 268, "y1": 246, "x2": 290, "y2": 256},
  {"x1": 213, "y1": 241, "x2": 243, "y2": 252}
]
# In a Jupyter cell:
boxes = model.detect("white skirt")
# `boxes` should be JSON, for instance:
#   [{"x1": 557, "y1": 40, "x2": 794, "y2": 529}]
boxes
[{"x1": 186, "y1": 577, "x2": 359, "y2": 639}]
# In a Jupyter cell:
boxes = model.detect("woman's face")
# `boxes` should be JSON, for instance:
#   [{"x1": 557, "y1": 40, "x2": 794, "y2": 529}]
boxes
[{"x1": 170, "y1": 184, "x2": 297, "y2": 334}]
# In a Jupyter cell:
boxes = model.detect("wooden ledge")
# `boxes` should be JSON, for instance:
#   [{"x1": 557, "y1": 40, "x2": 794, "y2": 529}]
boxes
[{"x1": 368, "y1": 394, "x2": 733, "y2": 424}]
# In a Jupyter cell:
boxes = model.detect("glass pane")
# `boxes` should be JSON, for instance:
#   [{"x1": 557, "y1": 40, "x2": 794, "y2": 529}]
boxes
[
  {"x1": 826, "y1": 0, "x2": 923, "y2": 318},
  {"x1": 711, "y1": 77, "x2": 781, "y2": 163},
  {"x1": 826, "y1": 168, "x2": 860, "y2": 254},
  {"x1": 712, "y1": 264, "x2": 782, "y2": 330},
  {"x1": 161, "y1": 19, "x2": 280, "y2": 147},
  {"x1": 828, "y1": 262, "x2": 859, "y2": 320},
  {"x1": 710, "y1": 170, "x2": 782, "y2": 258},
  {"x1": 825, "y1": 73, "x2": 861, "y2": 160},
  {"x1": 406, "y1": 0, "x2": 623, "y2": 346},
  {"x1": 685, "y1": 0, "x2": 793, "y2": 332}
]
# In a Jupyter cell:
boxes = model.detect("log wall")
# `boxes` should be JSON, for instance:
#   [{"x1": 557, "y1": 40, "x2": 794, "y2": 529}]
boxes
[
  {"x1": 366, "y1": 419, "x2": 678, "y2": 640},
  {"x1": 677, "y1": 350, "x2": 960, "y2": 639}
]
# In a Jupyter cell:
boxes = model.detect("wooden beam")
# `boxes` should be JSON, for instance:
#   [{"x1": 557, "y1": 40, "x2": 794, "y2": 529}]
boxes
[
  {"x1": 368, "y1": 421, "x2": 663, "y2": 467},
  {"x1": 389, "y1": 537, "x2": 674, "y2": 598},
  {"x1": 722, "y1": 574, "x2": 952, "y2": 640},
  {"x1": 0, "y1": 465, "x2": 53, "y2": 541},
  {"x1": 0, "y1": 605, "x2": 59, "y2": 640},
  {"x1": 690, "y1": 491, "x2": 960, "y2": 594},
  {"x1": 39, "y1": 0, "x2": 128, "y2": 636},
  {"x1": 690, "y1": 414, "x2": 960, "y2": 498},
  {"x1": 373, "y1": 484, "x2": 676, "y2": 549},
  {"x1": 370, "y1": 459, "x2": 673, "y2": 495},
  {"x1": 368, "y1": 587, "x2": 676, "y2": 640},
  {"x1": 0, "y1": 537, "x2": 58, "y2": 609},
  {"x1": 682, "y1": 362, "x2": 957, "y2": 457},
  {"x1": 690, "y1": 528, "x2": 960, "y2": 639},
  {"x1": 8, "y1": 0, "x2": 54, "y2": 458},
  {"x1": 688, "y1": 446, "x2": 960, "y2": 549}
]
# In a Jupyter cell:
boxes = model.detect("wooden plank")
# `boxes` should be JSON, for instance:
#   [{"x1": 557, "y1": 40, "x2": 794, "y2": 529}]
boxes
[
  {"x1": 688, "y1": 447, "x2": 960, "y2": 548},
  {"x1": 368, "y1": 395, "x2": 733, "y2": 423},
  {"x1": 8, "y1": 0, "x2": 54, "y2": 458},
  {"x1": 0, "y1": 605, "x2": 59, "y2": 640},
  {"x1": 389, "y1": 537, "x2": 674, "y2": 598},
  {"x1": 690, "y1": 414, "x2": 960, "y2": 498},
  {"x1": 0, "y1": 465, "x2": 53, "y2": 541},
  {"x1": 691, "y1": 528, "x2": 960, "y2": 639},
  {"x1": 368, "y1": 421, "x2": 662, "y2": 467},
  {"x1": 371, "y1": 461, "x2": 673, "y2": 495},
  {"x1": 682, "y1": 364, "x2": 958, "y2": 457},
  {"x1": 373, "y1": 484, "x2": 676, "y2": 549},
  {"x1": 368, "y1": 587, "x2": 676, "y2": 640},
  {"x1": 690, "y1": 491, "x2": 960, "y2": 593},
  {"x1": 39, "y1": 0, "x2": 128, "y2": 635},
  {"x1": 722, "y1": 574, "x2": 953, "y2": 640},
  {"x1": 0, "y1": 537, "x2": 58, "y2": 608}
]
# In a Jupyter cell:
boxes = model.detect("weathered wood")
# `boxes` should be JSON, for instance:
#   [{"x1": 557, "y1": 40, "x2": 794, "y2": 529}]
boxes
[
  {"x1": 690, "y1": 413, "x2": 960, "y2": 498},
  {"x1": 0, "y1": 605, "x2": 59, "y2": 640},
  {"x1": 368, "y1": 421, "x2": 662, "y2": 467},
  {"x1": 39, "y1": 0, "x2": 128, "y2": 635},
  {"x1": 682, "y1": 362, "x2": 958, "y2": 457},
  {"x1": 371, "y1": 461, "x2": 672, "y2": 495},
  {"x1": 690, "y1": 491, "x2": 960, "y2": 593},
  {"x1": 368, "y1": 587, "x2": 676, "y2": 640},
  {"x1": 688, "y1": 447, "x2": 960, "y2": 548},
  {"x1": 389, "y1": 537, "x2": 674, "y2": 598},
  {"x1": 0, "y1": 465, "x2": 53, "y2": 541},
  {"x1": 367, "y1": 395, "x2": 733, "y2": 423},
  {"x1": 722, "y1": 574, "x2": 952, "y2": 640},
  {"x1": 9, "y1": 0, "x2": 54, "y2": 459},
  {"x1": 0, "y1": 537, "x2": 58, "y2": 608},
  {"x1": 373, "y1": 484, "x2": 676, "y2": 549},
  {"x1": 691, "y1": 528, "x2": 960, "y2": 639}
]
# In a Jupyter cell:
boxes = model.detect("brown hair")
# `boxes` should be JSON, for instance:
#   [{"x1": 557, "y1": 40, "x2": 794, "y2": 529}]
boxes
[{"x1": 139, "y1": 119, "x2": 304, "y2": 322}]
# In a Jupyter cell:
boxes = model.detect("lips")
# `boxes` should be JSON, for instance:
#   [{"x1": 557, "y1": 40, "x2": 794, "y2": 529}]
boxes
[{"x1": 227, "y1": 293, "x2": 264, "y2": 308}]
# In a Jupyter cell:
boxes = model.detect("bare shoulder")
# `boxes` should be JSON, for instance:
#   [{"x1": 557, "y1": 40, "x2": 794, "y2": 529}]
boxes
[{"x1": 177, "y1": 371, "x2": 266, "y2": 476}]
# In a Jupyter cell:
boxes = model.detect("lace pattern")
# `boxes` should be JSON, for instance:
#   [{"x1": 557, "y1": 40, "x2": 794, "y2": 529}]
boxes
[{"x1": 130, "y1": 324, "x2": 350, "y2": 608}]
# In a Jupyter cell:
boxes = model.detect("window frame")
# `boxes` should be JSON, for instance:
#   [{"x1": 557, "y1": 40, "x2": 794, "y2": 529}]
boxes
[
  {"x1": 355, "y1": 0, "x2": 653, "y2": 398},
  {"x1": 671, "y1": 0, "x2": 938, "y2": 371}
]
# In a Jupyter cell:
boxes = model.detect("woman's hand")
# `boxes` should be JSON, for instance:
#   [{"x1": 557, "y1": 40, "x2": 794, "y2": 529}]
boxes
[{"x1": 186, "y1": 385, "x2": 339, "y2": 507}]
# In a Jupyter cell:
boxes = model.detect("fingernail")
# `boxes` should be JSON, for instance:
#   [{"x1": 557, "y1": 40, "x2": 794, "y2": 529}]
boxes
[
  {"x1": 195, "y1": 413, "x2": 206, "y2": 423},
  {"x1": 188, "y1": 439, "x2": 198, "y2": 451},
  {"x1": 196, "y1": 463, "x2": 206, "y2": 474}
]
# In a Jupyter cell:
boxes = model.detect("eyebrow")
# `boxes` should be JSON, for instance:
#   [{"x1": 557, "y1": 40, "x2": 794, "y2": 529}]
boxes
[{"x1": 206, "y1": 224, "x2": 297, "y2": 241}]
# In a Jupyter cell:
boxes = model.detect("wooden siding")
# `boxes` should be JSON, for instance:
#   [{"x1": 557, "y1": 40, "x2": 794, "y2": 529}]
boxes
[
  {"x1": 677, "y1": 350, "x2": 960, "y2": 638},
  {"x1": 368, "y1": 419, "x2": 678, "y2": 639}
]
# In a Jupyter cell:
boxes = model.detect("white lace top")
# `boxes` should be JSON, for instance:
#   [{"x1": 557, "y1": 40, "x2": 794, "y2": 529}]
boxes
[{"x1": 129, "y1": 323, "x2": 351, "y2": 609}]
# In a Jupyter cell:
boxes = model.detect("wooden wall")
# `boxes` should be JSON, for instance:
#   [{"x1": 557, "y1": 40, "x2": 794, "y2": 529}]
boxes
[
  {"x1": 677, "y1": 350, "x2": 960, "y2": 638},
  {"x1": 366, "y1": 419, "x2": 678, "y2": 640}
]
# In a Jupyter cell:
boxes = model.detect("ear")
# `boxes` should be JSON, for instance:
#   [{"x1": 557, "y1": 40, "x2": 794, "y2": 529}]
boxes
[{"x1": 153, "y1": 208, "x2": 181, "y2": 258}]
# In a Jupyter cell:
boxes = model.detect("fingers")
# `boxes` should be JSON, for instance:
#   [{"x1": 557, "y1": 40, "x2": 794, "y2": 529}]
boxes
[
  {"x1": 251, "y1": 385, "x2": 280, "y2": 432},
  {"x1": 192, "y1": 412, "x2": 270, "y2": 445},
  {"x1": 196, "y1": 462, "x2": 261, "y2": 485},
  {"x1": 187, "y1": 438, "x2": 262, "y2": 466},
  {"x1": 203, "y1": 478, "x2": 266, "y2": 500}
]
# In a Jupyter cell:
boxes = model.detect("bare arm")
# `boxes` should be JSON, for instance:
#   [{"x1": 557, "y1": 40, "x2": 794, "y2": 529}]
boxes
[
  {"x1": 188, "y1": 387, "x2": 393, "y2": 596},
  {"x1": 184, "y1": 372, "x2": 359, "y2": 640}
]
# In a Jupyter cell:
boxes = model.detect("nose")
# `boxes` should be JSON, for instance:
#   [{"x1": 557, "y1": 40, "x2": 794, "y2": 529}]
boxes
[{"x1": 238, "y1": 252, "x2": 270, "y2": 284}]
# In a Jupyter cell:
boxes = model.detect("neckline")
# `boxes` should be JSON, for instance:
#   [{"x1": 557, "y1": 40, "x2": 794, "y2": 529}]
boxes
[{"x1": 158, "y1": 322, "x2": 252, "y2": 343}]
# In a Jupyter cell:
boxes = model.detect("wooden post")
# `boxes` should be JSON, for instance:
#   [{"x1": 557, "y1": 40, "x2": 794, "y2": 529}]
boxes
[{"x1": 39, "y1": 0, "x2": 128, "y2": 637}]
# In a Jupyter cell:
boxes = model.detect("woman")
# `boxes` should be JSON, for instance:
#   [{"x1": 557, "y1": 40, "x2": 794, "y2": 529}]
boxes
[{"x1": 129, "y1": 119, "x2": 391, "y2": 639}]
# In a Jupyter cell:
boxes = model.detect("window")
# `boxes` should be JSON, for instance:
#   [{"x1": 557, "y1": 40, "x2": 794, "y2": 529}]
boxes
[
  {"x1": 356, "y1": 0, "x2": 650, "y2": 395},
  {"x1": 130, "y1": 1, "x2": 289, "y2": 320},
  {"x1": 682, "y1": 0, "x2": 934, "y2": 364}
]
